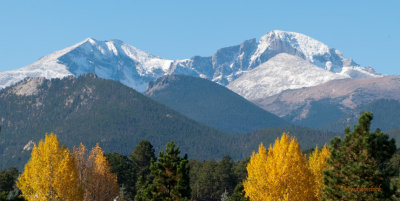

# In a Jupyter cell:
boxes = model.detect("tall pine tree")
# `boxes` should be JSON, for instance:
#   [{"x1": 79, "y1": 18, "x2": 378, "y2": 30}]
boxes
[
  {"x1": 130, "y1": 140, "x2": 156, "y2": 182},
  {"x1": 135, "y1": 142, "x2": 190, "y2": 201},
  {"x1": 322, "y1": 112, "x2": 396, "y2": 200}
]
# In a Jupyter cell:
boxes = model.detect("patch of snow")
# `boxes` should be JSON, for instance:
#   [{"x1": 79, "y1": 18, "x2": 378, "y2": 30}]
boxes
[
  {"x1": 106, "y1": 41, "x2": 119, "y2": 56},
  {"x1": 339, "y1": 66, "x2": 383, "y2": 79}
]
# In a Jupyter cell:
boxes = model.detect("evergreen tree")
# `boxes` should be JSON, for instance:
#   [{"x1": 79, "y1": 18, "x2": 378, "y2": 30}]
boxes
[
  {"x1": 106, "y1": 153, "x2": 136, "y2": 200},
  {"x1": 389, "y1": 150, "x2": 400, "y2": 200},
  {"x1": 130, "y1": 140, "x2": 156, "y2": 182},
  {"x1": 233, "y1": 158, "x2": 249, "y2": 184},
  {"x1": 135, "y1": 141, "x2": 191, "y2": 201},
  {"x1": 215, "y1": 156, "x2": 236, "y2": 196},
  {"x1": 322, "y1": 112, "x2": 396, "y2": 200},
  {"x1": 189, "y1": 160, "x2": 218, "y2": 200},
  {"x1": 228, "y1": 183, "x2": 249, "y2": 201}
]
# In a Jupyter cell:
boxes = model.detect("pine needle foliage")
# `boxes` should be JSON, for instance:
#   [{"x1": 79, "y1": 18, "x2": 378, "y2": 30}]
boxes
[
  {"x1": 135, "y1": 142, "x2": 190, "y2": 201},
  {"x1": 322, "y1": 112, "x2": 396, "y2": 200}
]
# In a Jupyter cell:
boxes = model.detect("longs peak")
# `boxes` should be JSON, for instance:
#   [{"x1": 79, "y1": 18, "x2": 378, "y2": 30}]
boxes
[{"x1": 0, "y1": 30, "x2": 381, "y2": 97}]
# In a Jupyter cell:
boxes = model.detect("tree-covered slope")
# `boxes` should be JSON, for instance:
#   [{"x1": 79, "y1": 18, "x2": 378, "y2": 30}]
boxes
[
  {"x1": 0, "y1": 75, "x2": 338, "y2": 170},
  {"x1": 0, "y1": 75, "x2": 236, "y2": 169},
  {"x1": 145, "y1": 75, "x2": 289, "y2": 133},
  {"x1": 324, "y1": 99, "x2": 400, "y2": 132}
]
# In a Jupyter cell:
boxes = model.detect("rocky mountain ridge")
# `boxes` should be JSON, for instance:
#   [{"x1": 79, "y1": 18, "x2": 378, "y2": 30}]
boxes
[{"x1": 0, "y1": 30, "x2": 380, "y2": 97}]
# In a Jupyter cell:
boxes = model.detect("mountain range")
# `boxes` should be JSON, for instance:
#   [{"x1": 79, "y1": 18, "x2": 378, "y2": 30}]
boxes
[
  {"x1": 0, "y1": 30, "x2": 380, "y2": 97},
  {"x1": 1, "y1": 29, "x2": 397, "y2": 169}
]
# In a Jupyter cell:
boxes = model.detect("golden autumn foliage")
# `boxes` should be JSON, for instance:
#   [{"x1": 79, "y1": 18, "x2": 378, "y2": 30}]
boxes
[
  {"x1": 308, "y1": 145, "x2": 330, "y2": 200},
  {"x1": 244, "y1": 133, "x2": 316, "y2": 201},
  {"x1": 17, "y1": 133, "x2": 83, "y2": 201},
  {"x1": 73, "y1": 143, "x2": 119, "y2": 201}
]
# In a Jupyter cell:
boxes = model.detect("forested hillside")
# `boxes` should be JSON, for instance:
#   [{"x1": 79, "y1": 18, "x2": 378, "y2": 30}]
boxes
[
  {"x1": 0, "y1": 75, "x2": 336, "y2": 169},
  {"x1": 146, "y1": 75, "x2": 289, "y2": 133}
]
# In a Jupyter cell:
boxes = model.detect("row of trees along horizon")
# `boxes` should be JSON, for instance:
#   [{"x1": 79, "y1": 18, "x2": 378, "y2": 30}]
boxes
[{"x1": 1, "y1": 112, "x2": 400, "y2": 200}]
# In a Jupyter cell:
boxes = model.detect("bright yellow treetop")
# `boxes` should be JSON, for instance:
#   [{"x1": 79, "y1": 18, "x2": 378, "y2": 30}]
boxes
[
  {"x1": 308, "y1": 145, "x2": 330, "y2": 200},
  {"x1": 17, "y1": 133, "x2": 83, "y2": 201},
  {"x1": 244, "y1": 133, "x2": 316, "y2": 201}
]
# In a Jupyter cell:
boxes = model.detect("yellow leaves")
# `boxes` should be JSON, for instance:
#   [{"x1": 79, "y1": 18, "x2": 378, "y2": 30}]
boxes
[
  {"x1": 244, "y1": 133, "x2": 319, "y2": 201},
  {"x1": 73, "y1": 143, "x2": 120, "y2": 201},
  {"x1": 17, "y1": 133, "x2": 83, "y2": 201},
  {"x1": 86, "y1": 143, "x2": 120, "y2": 201},
  {"x1": 18, "y1": 134, "x2": 119, "y2": 201},
  {"x1": 308, "y1": 145, "x2": 331, "y2": 200}
]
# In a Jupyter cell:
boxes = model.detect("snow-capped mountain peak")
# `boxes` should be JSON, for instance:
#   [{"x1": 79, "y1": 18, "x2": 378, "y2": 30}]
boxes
[
  {"x1": 272, "y1": 30, "x2": 329, "y2": 60},
  {"x1": 250, "y1": 30, "x2": 358, "y2": 73},
  {"x1": 0, "y1": 38, "x2": 174, "y2": 91},
  {"x1": 0, "y1": 30, "x2": 382, "y2": 97}
]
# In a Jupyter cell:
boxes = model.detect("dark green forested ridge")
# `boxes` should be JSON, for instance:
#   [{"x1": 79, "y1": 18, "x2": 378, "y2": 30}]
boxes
[
  {"x1": 0, "y1": 74, "x2": 339, "y2": 169},
  {"x1": 145, "y1": 75, "x2": 289, "y2": 134},
  {"x1": 0, "y1": 74, "x2": 231, "y2": 169},
  {"x1": 324, "y1": 99, "x2": 400, "y2": 132}
]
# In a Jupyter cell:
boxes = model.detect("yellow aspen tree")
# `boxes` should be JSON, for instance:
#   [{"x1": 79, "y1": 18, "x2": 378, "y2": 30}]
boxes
[
  {"x1": 308, "y1": 145, "x2": 330, "y2": 200},
  {"x1": 84, "y1": 143, "x2": 119, "y2": 201},
  {"x1": 244, "y1": 133, "x2": 316, "y2": 201},
  {"x1": 17, "y1": 133, "x2": 83, "y2": 201}
]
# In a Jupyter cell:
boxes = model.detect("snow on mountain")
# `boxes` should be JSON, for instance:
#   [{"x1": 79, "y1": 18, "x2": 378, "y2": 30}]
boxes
[
  {"x1": 0, "y1": 38, "x2": 173, "y2": 91},
  {"x1": 227, "y1": 53, "x2": 348, "y2": 100},
  {"x1": 0, "y1": 30, "x2": 381, "y2": 96}
]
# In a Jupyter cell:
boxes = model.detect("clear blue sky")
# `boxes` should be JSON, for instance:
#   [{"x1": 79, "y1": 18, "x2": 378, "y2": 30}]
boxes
[{"x1": 1, "y1": 0, "x2": 399, "y2": 75}]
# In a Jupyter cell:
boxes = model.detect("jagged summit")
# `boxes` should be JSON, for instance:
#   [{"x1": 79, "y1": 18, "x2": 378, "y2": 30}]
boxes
[
  {"x1": 0, "y1": 30, "x2": 382, "y2": 96},
  {"x1": 251, "y1": 30, "x2": 360, "y2": 73}
]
